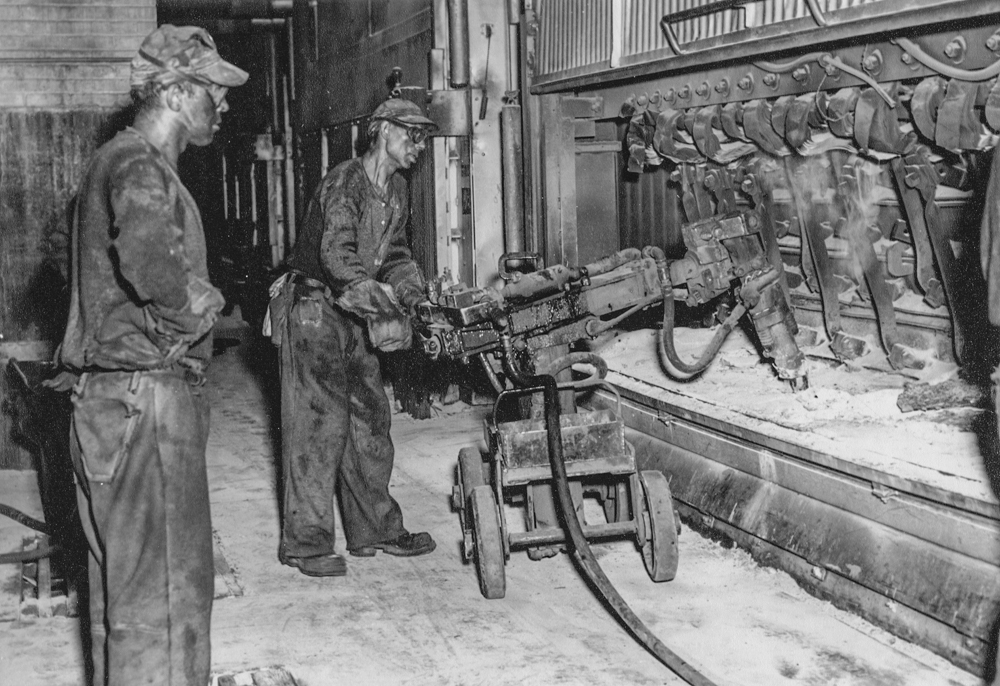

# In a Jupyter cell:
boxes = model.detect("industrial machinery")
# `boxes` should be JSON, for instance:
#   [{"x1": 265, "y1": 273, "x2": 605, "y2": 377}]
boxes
[{"x1": 415, "y1": 206, "x2": 804, "y2": 683}]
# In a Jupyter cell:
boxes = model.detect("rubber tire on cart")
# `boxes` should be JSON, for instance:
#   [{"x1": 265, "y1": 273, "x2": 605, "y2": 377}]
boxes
[
  {"x1": 639, "y1": 470, "x2": 679, "y2": 582},
  {"x1": 470, "y1": 484, "x2": 506, "y2": 599},
  {"x1": 458, "y1": 447, "x2": 487, "y2": 503},
  {"x1": 603, "y1": 479, "x2": 630, "y2": 523}
]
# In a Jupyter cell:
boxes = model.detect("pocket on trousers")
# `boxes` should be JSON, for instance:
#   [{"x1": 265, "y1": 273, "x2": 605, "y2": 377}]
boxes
[
  {"x1": 296, "y1": 296, "x2": 324, "y2": 327},
  {"x1": 72, "y1": 397, "x2": 142, "y2": 483}
]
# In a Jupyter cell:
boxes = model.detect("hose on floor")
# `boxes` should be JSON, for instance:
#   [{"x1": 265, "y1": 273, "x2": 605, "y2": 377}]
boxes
[
  {"x1": 500, "y1": 341, "x2": 717, "y2": 685},
  {"x1": 0, "y1": 501, "x2": 55, "y2": 565},
  {"x1": 0, "y1": 502, "x2": 49, "y2": 535}
]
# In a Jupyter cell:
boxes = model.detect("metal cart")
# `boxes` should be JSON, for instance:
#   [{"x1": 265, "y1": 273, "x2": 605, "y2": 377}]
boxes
[{"x1": 452, "y1": 383, "x2": 680, "y2": 599}]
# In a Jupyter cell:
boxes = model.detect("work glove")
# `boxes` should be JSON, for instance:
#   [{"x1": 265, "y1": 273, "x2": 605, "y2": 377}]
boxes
[{"x1": 337, "y1": 279, "x2": 413, "y2": 352}]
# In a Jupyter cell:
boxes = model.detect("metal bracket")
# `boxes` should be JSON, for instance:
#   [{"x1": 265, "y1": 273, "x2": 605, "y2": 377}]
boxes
[{"x1": 426, "y1": 89, "x2": 470, "y2": 137}]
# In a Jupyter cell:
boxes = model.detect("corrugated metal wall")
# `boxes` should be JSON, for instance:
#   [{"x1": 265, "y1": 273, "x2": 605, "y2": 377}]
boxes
[
  {"x1": 537, "y1": 0, "x2": 611, "y2": 78},
  {"x1": 535, "y1": 0, "x2": 884, "y2": 80},
  {"x1": 618, "y1": 163, "x2": 684, "y2": 257}
]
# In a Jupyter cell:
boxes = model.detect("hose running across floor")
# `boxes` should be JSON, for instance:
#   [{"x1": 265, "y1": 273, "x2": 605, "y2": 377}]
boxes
[{"x1": 499, "y1": 340, "x2": 717, "y2": 685}]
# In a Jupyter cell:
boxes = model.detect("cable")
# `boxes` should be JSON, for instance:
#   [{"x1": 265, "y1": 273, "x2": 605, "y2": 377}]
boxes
[
  {"x1": 754, "y1": 52, "x2": 827, "y2": 73},
  {"x1": 820, "y1": 55, "x2": 895, "y2": 107},
  {"x1": 894, "y1": 37, "x2": 1000, "y2": 81}
]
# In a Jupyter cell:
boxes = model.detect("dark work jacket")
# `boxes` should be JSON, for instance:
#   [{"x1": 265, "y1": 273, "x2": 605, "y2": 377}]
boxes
[
  {"x1": 58, "y1": 128, "x2": 223, "y2": 371},
  {"x1": 288, "y1": 157, "x2": 424, "y2": 313}
]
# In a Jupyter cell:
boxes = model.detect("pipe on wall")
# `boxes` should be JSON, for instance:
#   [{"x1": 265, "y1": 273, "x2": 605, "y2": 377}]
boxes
[
  {"x1": 447, "y1": 0, "x2": 469, "y2": 88},
  {"x1": 500, "y1": 103, "x2": 525, "y2": 254},
  {"x1": 158, "y1": 0, "x2": 291, "y2": 19}
]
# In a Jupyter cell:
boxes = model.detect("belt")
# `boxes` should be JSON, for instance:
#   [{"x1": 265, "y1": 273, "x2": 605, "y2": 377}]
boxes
[{"x1": 291, "y1": 272, "x2": 328, "y2": 291}]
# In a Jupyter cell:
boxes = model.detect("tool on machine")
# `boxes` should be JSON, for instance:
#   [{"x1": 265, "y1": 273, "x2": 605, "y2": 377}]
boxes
[{"x1": 415, "y1": 208, "x2": 804, "y2": 683}]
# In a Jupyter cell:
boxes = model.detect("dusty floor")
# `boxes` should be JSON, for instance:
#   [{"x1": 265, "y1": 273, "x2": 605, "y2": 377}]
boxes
[
  {"x1": 0, "y1": 322, "x2": 985, "y2": 686},
  {"x1": 589, "y1": 325, "x2": 996, "y2": 504}
]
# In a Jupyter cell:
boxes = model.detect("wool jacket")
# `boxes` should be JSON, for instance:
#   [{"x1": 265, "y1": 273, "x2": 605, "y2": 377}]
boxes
[
  {"x1": 58, "y1": 128, "x2": 223, "y2": 371},
  {"x1": 288, "y1": 157, "x2": 425, "y2": 317}
]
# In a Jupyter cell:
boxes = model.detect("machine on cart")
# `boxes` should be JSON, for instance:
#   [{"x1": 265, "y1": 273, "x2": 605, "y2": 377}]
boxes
[
  {"x1": 416, "y1": 208, "x2": 807, "y2": 600},
  {"x1": 454, "y1": 382, "x2": 679, "y2": 599}
]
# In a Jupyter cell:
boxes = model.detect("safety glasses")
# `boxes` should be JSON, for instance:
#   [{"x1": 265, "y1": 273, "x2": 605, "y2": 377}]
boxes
[
  {"x1": 384, "y1": 118, "x2": 430, "y2": 145},
  {"x1": 201, "y1": 84, "x2": 227, "y2": 109}
]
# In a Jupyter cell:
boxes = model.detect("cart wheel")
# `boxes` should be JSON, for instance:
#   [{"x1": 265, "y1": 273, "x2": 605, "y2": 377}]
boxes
[
  {"x1": 639, "y1": 470, "x2": 679, "y2": 582},
  {"x1": 603, "y1": 480, "x2": 630, "y2": 523},
  {"x1": 458, "y1": 447, "x2": 487, "y2": 501},
  {"x1": 470, "y1": 484, "x2": 506, "y2": 599}
]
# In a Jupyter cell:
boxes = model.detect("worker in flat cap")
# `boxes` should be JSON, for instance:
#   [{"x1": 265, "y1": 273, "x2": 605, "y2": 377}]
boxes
[
  {"x1": 267, "y1": 97, "x2": 438, "y2": 577},
  {"x1": 55, "y1": 24, "x2": 247, "y2": 686}
]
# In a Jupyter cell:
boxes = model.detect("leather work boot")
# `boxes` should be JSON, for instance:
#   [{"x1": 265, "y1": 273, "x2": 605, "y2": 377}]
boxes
[
  {"x1": 282, "y1": 553, "x2": 348, "y2": 577},
  {"x1": 349, "y1": 531, "x2": 436, "y2": 557}
]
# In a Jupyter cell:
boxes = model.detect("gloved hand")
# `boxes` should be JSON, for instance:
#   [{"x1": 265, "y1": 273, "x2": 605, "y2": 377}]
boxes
[
  {"x1": 367, "y1": 313, "x2": 413, "y2": 352},
  {"x1": 337, "y1": 279, "x2": 414, "y2": 351},
  {"x1": 336, "y1": 279, "x2": 407, "y2": 318}
]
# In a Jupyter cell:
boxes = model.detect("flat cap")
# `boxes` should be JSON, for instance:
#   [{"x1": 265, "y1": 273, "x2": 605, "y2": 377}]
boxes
[
  {"x1": 131, "y1": 25, "x2": 249, "y2": 89},
  {"x1": 370, "y1": 98, "x2": 437, "y2": 128}
]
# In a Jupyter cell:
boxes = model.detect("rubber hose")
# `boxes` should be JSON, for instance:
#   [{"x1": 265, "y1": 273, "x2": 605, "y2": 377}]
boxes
[
  {"x1": 658, "y1": 289, "x2": 747, "y2": 380},
  {"x1": 543, "y1": 351, "x2": 608, "y2": 388},
  {"x1": 477, "y1": 353, "x2": 506, "y2": 394},
  {"x1": 0, "y1": 545, "x2": 60, "y2": 565},
  {"x1": 0, "y1": 502, "x2": 50, "y2": 535},
  {"x1": 534, "y1": 371, "x2": 717, "y2": 686},
  {"x1": 496, "y1": 335, "x2": 716, "y2": 684}
]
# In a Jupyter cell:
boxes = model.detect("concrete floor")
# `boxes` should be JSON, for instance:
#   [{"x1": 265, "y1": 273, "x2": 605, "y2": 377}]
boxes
[{"x1": 0, "y1": 324, "x2": 985, "y2": 685}]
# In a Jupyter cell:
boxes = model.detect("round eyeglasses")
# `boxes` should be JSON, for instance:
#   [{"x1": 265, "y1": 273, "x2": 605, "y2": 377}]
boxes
[
  {"x1": 405, "y1": 125, "x2": 429, "y2": 145},
  {"x1": 382, "y1": 118, "x2": 430, "y2": 145}
]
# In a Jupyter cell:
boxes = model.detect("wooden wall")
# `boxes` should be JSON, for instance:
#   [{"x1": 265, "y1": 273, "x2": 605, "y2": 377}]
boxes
[{"x1": 0, "y1": 0, "x2": 156, "y2": 469}]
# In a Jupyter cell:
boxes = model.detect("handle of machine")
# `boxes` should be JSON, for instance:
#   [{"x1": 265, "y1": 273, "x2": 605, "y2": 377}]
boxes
[
  {"x1": 660, "y1": 0, "x2": 827, "y2": 56},
  {"x1": 498, "y1": 252, "x2": 543, "y2": 282},
  {"x1": 490, "y1": 351, "x2": 610, "y2": 426}
]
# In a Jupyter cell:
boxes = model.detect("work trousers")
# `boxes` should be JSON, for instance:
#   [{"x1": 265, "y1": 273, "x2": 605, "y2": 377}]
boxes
[
  {"x1": 279, "y1": 283, "x2": 406, "y2": 558},
  {"x1": 70, "y1": 369, "x2": 213, "y2": 686}
]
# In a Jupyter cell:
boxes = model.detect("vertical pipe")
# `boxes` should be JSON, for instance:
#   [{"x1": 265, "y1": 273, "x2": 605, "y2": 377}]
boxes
[
  {"x1": 268, "y1": 32, "x2": 280, "y2": 132},
  {"x1": 286, "y1": 13, "x2": 295, "y2": 102},
  {"x1": 235, "y1": 170, "x2": 242, "y2": 220},
  {"x1": 447, "y1": 0, "x2": 469, "y2": 87},
  {"x1": 320, "y1": 128, "x2": 329, "y2": 177},
  {"x1": 221, "y1": 153, "x2": 229, "y2": 221},
  {"x1": 501, "y1": 104, "x2": 525, "y2": 255},
  {"x1": 283, "y1": 74, "x2": 296, "y2": 247}
]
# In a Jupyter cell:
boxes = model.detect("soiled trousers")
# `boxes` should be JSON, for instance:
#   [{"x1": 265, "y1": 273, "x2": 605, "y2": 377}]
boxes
[
  {"x1": 279, "y1": 283, "x2": 406, "y2": 558},
  {"x1": 70, "y1": 369, "x2": 213, "y2": 686}
]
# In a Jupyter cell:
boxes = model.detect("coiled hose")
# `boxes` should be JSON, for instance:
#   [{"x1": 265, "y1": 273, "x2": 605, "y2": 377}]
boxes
[
  {"x1": 500, "y1": 338, "x2": 717, "y2": 685},
  {"x1": 644, "y1": 246, "x2": 745, "y2": 381}
]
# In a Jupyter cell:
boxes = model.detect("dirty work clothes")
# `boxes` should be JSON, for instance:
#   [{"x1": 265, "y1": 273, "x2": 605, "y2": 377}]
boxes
[
  {"x1": 71, "y1": 369, "x2": 213, "y2": 686},
  {"x1": 58, "y1": 125, "x2": 221, "y2": 686},
  {"x1": 287, "y1": 157, "x2": 424, "y2": 312},
  {"x1": 58, "y1": 127, "x2": 224, "y2": 372},
  {"x1": 279, "y1": 283, "x2": 406, "y2": 558}
]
